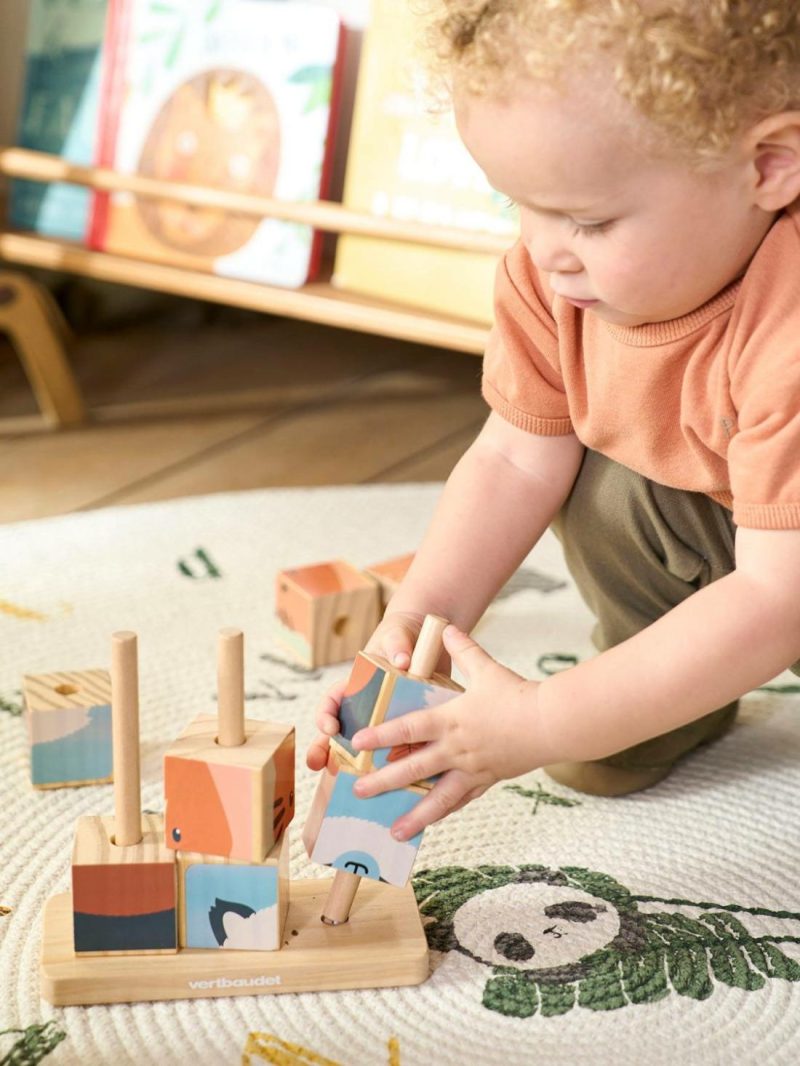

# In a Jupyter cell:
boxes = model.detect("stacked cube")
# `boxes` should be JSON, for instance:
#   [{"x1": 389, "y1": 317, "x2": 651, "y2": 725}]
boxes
[
  {"x1": 303, "y1": 648, "x2": 461, "y2": 887},
  {"x1": 163, "y1": 713, "x2": 294, "y2": 951}
]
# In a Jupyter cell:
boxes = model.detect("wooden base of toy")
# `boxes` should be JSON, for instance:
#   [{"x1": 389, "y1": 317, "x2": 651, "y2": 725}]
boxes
[{"x1": 41, "y1": 877, "x2": 428, "y2": 1005}]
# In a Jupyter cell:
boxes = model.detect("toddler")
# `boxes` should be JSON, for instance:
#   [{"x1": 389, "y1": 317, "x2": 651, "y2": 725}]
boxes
[{"x1": 308, "y1": 0, "x2": 800, "y2": 840}]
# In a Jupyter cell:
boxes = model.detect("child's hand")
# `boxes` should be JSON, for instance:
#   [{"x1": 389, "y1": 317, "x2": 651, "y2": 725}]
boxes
[
  {"x1": 305, "y1": 610, "x2": 440, "y2": 772},
  {"x1": 350, "y1": 624, "x2": 547, "y2": 839}
]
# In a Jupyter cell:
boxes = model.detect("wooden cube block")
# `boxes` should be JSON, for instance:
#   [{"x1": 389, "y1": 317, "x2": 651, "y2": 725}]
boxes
[
  {"x1": 274, "y1": 560, "x2": 380, "y2": 668},
  {"x1": 72, "y1": 812, "x2": 177, "y2": 955},
  {"x1": 23, "y1": 669, "x2": 113, "y2": 789},
  {"x1": 303, "y1": 749, "x2": 425, "y2": 887},
  {"x1": 364, "y1": 552, "x2": 415, "y2": 609},
  {"x1": 177, "y1": 831, "x2": 289, "y2": 950},
  {"x1": 332, "y1": 651, "x2": 462, "y2": 782},
  {"x1": 164, "y1": 714, "x2": 295, "y2": 862}
]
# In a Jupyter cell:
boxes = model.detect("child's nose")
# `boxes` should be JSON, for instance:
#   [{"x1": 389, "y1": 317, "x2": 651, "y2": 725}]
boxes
[{"x1": 524, "y1": 220, "x2": 582, "y2": 274}]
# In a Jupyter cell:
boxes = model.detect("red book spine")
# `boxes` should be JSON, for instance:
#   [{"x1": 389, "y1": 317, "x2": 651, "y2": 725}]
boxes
[
  {"x1": 86, "y1": 0, "x2": 135, "y2": 250},
  {"x1": 305, "y1": 19, "x2": 348, "y2": 283}
]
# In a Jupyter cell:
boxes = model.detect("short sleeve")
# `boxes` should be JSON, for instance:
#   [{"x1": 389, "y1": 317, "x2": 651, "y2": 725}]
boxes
[
  {"x1": 481, "y1": 241, "x2": 573, "y2": 436},
  {"x1": 727, "y1": 275, "x2": 800, "y2": 529}
]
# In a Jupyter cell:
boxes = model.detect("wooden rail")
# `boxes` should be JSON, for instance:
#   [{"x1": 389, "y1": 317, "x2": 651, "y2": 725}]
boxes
[{"x1": 0, "y1": 147, "x2": 512, "y2": 256}]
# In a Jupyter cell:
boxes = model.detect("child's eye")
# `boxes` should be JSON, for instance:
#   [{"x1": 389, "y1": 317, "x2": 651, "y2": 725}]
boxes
[{"x1": 572, "y1": 219, "x2": 614, "y2": 237}]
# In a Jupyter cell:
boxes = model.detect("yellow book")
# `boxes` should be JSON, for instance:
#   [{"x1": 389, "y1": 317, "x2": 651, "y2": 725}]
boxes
[{"x1": 333, "y1": 0, "x2": 518, "y2": 327}]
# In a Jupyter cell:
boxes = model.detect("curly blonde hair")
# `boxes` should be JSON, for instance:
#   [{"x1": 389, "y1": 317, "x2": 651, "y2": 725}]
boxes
[{"x1": 422, "y1": 1, "x2": 800, "y2": 161}]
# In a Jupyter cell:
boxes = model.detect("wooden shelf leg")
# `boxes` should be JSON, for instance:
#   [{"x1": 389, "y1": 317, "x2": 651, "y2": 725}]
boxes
[{"x1": 0, "y1": 271, "x2": 85, "y2": 428}]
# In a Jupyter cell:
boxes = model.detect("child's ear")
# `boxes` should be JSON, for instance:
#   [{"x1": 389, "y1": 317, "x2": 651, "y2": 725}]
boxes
[{"x1": 746, "y1": 111, "x2": 800, "y2": 211}]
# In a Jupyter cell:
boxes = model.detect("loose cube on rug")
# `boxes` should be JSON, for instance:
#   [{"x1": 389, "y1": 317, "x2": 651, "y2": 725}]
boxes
[
  {"x1": 23, "y1": 669, "x2": 112, "y2": 788},
  {"x1": 177, "y1": 832, "x2": 289, "y2": 950},
  {"x1": 72, "y1": 812, "x2": 177, "y2": 955},
  {"x1": 274, "y1": 559, "x2": 380, "y2": 668},
  {"x1": 363, "y1": 551, "x2": 415, "y2": 609}
]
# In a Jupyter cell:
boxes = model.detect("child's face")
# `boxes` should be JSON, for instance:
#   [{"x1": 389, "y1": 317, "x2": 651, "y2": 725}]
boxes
[{"x1": 455, "y1": 76, "x2": 772, "y2": 327}]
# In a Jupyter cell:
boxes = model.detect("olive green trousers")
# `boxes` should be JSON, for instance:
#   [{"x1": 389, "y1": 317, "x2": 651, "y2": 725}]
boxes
[{"x1": 545, "y1": 449, "x2": 798, "y2": 796}]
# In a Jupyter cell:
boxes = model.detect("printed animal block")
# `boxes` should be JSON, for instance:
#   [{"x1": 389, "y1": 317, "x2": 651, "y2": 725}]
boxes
[
  {"x1": 177, "y1": 831, "x2": 289, "y2": 950},
  {"x1": 164, "y1": 714, "x2": 294, "y2": 862},
  {"x1": 23, "y1": 669, "x2": 112, "y2": 788},
  {"x1": 364, "y1": 552, "x2": 415, "y2": 609},
  {"x1": 332, "y1": 652, "x2": 462, "y2": 781},
  {"x1": 71, "y1": 812, "x2": 177, "y2": 955},
  {"x1": 274, "y1": 560, "x2": 380, "y2": 668},
  {"x1": 303, "y1": 751, "x2": 424, "y2": 887}
]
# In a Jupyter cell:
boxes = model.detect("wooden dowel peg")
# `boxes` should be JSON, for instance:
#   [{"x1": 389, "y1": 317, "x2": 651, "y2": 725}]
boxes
[
  {"x1": 320, "y1": 613, "x2": 450, "y2": 925},
  {"x1": 320, "y1": 869, "x2": 361, "y2": 926},
  {"x1": 408, "y1": 614, "x2": 448, "y2": 678},
  {"x1": 111, "y1": 631, "x2": 142, "y2": 847},
  {"x1": 217, "y1": 627, "x2": 245, "y2": 748}
]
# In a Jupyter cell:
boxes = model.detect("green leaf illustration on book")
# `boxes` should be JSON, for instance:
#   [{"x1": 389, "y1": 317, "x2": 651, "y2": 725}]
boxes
[
  {"x1": 413, "y1": 864, "x2": 800, "y2": 1018},
  {"x1": 289, "y1": 65, "x2": 333, "y2": 114}
]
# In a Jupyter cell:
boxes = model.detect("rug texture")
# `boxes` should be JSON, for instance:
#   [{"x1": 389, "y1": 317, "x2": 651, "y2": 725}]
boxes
[{"x1": 1, "y1": 484, "x2": 799, "y2": 1066}]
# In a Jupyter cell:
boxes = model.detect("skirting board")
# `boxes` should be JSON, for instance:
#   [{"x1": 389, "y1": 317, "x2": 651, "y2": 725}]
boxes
[{"x1": 41, "y1": 877, "x2": 429, "y2": 1006}]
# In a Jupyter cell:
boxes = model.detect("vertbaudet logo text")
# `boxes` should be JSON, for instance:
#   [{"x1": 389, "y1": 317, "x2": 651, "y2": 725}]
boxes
[{"x1": 188, "y1": 974, "x2": 282, "y2": 990}]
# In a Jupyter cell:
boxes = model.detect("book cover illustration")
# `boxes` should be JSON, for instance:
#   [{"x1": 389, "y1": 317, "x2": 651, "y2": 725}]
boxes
[
  {"x1": 9, "y1": 0, "x2": 109, "y2": 241},
  {"x1": 93, "y1": 0, "x2": 344, "y2": 287},
  {"x1": 333, "y1": 0, "x2": 518, "y2": 326}
]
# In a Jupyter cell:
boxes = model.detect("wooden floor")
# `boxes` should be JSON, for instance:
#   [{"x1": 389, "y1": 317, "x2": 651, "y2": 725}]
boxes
[{"x1": 0, "y1": 298, "x2": 486, "y2": 524}]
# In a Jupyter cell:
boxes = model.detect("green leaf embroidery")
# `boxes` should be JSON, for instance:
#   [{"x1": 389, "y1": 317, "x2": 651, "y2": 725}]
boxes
[
  {"x1": 483, "y1": 974, "x2": 539, "y2": 1018},
  {"x1": 0, "y1": 1021, "x2": 67, "y2": 1066}
]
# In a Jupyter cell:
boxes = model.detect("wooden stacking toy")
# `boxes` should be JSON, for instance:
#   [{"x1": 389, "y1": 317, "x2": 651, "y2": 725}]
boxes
[
  {"x1": 71, "y1": 633, "x2": 177, "y2": 955},
  {"x1": 23, "y1": 668, "x2": 113, "y2": 788},
  {"x1": 303, "y1": 614, "x2": 463, "y2": 924},
  {"x1": 39, "y1": 626, "x2": 429, "y2": 1006},
  {"x1": 274, "y1": 559, "x2": 380, "y2": 668}
]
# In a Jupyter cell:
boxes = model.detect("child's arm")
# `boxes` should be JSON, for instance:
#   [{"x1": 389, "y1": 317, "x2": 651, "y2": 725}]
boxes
[
  {"x1": 305, "y1": 411, "x2": 584, "y2": 770},
  {"x1": 536, "y1": 525, "x2": 800, "y2": 758},
  {"x1": 384, "y1": 411, "x2": 585, "y2": 635},
  {"x1": 351, "y1": 526, "x2": 800, "y2": 839}
]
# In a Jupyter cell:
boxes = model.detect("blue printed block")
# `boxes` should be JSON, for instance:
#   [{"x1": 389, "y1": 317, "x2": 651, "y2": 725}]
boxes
[
  {"x1": 24, "y1": 670, "x2": 112, "y2": 788},
  {"x1": 178, "y1": 833, "x2": 289, "y2": 950},
  {"x1": 303, "y1": 756, "x2": 423, "y2": 886}
]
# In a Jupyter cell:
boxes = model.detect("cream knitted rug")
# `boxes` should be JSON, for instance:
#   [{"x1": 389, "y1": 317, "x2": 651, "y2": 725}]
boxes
[{"x1": 2, "y1": 484, "x2": 799, "y2": 1066}]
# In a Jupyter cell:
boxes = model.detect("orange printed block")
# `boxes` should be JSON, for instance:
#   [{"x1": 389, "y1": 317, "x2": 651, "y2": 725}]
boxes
[
  {"x1": 274, "y1": 559, "x2": 380, "y2": 668},
  {"x1": 164, "y1": 714, "x2": 294, "y2": 862},
  {"x1": 364, "y1": 552, "x2": 415, "y2": 609},
  {"x1": 71, "y1": 813, "x2": 177, "y2": 955}
]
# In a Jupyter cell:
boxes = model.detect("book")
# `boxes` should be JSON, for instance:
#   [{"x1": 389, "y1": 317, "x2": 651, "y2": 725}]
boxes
[
  {"x1": 333, "y1": 0, "x2": 517, "y2": 326},
  {"x1": 9, "y1": 0, "x2": 110, "y2": 241},
  {"x1": 90, "y1": 0, "x2": 345, "y2": 288}
]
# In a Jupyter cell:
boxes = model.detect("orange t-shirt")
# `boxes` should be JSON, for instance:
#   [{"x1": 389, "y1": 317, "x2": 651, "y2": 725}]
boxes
[{"x1": 482, "y1": 205, "x2": 800, "y2": 530}]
